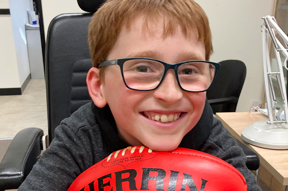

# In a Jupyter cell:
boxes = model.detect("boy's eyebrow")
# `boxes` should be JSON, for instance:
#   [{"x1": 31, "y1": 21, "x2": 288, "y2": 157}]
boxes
[
  {"x1": 126, "y1": 51, "x2": 205, "y2": 62},
  {"x1": 175, "y1": 52, "x2": 205, "y2": 62},
  {"x1": 126, "y1": 51, "x2": 160, "y2": 59}
]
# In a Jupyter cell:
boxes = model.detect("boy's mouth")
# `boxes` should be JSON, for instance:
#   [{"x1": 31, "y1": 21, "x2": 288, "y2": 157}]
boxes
[{"x1": 142, "y1": 112, "x2": 182, "y2": 123}]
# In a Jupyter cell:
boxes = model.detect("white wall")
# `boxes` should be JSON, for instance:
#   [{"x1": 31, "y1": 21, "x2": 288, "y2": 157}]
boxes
[
  {"x1": 9, "y1": 0, "x2": 33, "y2": 86},
  {"x1": 42, "y1": 0, "x2": 83, "y2": 37},
  {"x1": 41, "y1": 0, "x2": 275, "y2": 112},
  {"x1": 196, "y1": 0, "x2": 275, "y2": 111},
  {"x1": 0, "y1": 0, "x2": 40, "y2": 89},
  {"x1": 0, "y1": 0, "x2": 20, "y2": 88}
]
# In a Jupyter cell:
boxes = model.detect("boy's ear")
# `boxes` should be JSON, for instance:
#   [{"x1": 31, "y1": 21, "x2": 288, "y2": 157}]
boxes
[{"x1": 87, "y1": 67, "x2": 107, "y2": 108}]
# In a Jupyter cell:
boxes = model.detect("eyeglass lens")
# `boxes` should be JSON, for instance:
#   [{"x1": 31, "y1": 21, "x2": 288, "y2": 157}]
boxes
[{"x1": 122, "y1": 59, "x2": 215, "y2": 91}]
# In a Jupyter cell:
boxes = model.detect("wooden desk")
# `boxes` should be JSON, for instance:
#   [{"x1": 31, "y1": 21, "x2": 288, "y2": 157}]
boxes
[{"x1": 216, "y1": 112, "x2": 288, "y2": 191}]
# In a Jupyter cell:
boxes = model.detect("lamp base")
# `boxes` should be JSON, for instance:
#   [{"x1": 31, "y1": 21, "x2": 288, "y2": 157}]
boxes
[{"x1": 241, "y1": 121, "x2": 288, "y2": 149}]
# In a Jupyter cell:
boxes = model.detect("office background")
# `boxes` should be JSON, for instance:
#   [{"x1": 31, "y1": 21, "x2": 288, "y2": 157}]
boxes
[
  {"x1": 0, "y1": 1, "x2": 281, "y2": 190},
  {"x1": 42, "y1": 0, "x2": 276, "y2": 113},
  {"x1": 0, "y1": 0, "x2": 277, "y2": 141},
  {"x1": 0, "y1": 0, "x2": 276, "y2": 112},
  {"x1": 42, "y1": 0, "x2": 276, "y2": 112}
]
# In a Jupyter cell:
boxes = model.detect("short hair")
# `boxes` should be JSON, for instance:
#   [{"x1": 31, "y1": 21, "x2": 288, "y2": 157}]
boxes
[{"x1": 88, "y1": 0, "x2": 213, "y2": 68}]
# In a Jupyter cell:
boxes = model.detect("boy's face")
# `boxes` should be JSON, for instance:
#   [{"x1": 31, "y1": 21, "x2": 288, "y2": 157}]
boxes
[{"x1": 88, "y1": 15, "x2": 207, "y2": 151}]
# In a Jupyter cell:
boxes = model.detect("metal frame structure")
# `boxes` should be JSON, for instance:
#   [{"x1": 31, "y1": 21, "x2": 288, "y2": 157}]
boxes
[{"x1": 242, "y1": 15, "x2": 288, "y2": 149}]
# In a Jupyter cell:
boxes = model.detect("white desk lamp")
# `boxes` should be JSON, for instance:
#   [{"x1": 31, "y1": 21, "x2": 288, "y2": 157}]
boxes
[{"x1": 241, "y1": 15, "x2": 288, "y2": 149}]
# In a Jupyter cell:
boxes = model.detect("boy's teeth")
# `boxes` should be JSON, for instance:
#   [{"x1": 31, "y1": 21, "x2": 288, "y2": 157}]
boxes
[
  {"x1": 161, "y1": 115, "x2": 168, "y2": 123},
  {"x1": 168, "y1": 114, "x2": 174, "y2": 121},
  {"x1": 150, "y1": 114, "x2": 180, "y2": 123}
]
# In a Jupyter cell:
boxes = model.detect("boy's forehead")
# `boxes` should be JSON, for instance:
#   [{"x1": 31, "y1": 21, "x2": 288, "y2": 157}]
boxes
[
  {"x1": 122, "y1": 14, "x2": 199, "y2": 42},
  {"x1": 108, "y1": 14, "x2": 205, "y2": 62}
]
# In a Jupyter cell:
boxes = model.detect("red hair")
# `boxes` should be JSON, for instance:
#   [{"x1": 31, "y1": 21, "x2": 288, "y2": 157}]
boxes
[{"x1": 88, "y1": 0, "x2": 213, "y2": 68}]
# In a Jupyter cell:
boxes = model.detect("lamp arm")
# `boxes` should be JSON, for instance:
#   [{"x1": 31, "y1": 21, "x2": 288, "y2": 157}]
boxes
[{"x1": 262, "y1": 16, "x2": 288, "y2": 123}]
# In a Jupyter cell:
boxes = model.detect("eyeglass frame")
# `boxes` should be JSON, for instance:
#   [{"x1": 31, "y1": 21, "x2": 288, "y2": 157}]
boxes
[{"x1": 98, "y1": 57, "x2": 221, "y2": 92}]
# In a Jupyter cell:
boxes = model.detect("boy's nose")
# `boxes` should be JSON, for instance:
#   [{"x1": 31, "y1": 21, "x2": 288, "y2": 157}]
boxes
[{"x1": 153, "y1": 70, "x2": 183, "y2": 104}]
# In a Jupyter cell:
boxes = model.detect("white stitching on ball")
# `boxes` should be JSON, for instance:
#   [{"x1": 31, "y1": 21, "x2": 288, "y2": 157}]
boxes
[
  {"x1": 122, "y1": 148, "x2": 127, "y2": 156},
  {"x1": 107, "y1": 153, "x2": 112, "y2": 162},
  {"x1": 131, "y1": 146, "x2": 137, "y2": 154},
  {"x1": 114, "y1": 150, "x2": 120, "y2": 158},
  {"x1": 139, "y1": 146, "x2": 145, "y2": 153},
  {"x1": 106, "y1": 146, "x2": 154, "y2": 162}
]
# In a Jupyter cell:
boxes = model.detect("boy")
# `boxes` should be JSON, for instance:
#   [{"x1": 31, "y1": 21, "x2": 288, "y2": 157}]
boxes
[{"x1": 19, "y1": 0, "x2": 261, "y2": 190}]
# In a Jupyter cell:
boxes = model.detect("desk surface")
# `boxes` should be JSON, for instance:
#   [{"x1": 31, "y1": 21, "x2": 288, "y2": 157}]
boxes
[{"x1": 216, "y1": 112, "x2": 288, "y2": 186}]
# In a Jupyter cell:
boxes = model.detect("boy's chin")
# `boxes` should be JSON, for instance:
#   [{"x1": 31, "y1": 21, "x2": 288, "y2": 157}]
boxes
[{"x1": 143, "y1": 141, "x2": 181, "y2": 152}]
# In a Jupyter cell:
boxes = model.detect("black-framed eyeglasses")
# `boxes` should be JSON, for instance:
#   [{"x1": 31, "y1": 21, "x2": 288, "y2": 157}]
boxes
[{"x1": 98, "y1": 57, "x2": 220, "y2": 92}]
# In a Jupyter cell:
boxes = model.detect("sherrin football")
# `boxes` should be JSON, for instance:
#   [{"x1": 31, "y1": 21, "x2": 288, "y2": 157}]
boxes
[{"x1": 68, "y1": 146, "x2": 247, "y2": 191}]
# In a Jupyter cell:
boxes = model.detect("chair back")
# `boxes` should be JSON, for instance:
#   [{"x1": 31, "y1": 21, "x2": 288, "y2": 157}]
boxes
[
  {"x1": 45, "y1": 1, "x2": 104, "y2": 142},
  {"x1": 207, "y1": 60, "x2": 246, "y2": 113}
]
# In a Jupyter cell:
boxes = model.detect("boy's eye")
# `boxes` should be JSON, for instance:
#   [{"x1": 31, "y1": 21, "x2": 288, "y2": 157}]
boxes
[
  {"x1": 136, "y1": 65, "x2": 151, "y2": 72},
  {"x1": 178, "y1": 62, "x2": 202, "y2": 75},
  {"x1": 179, "y1": 68, "x2": 196, "y2": 75},
  {"x1": 124, "y1": 60, "x2": 162, "y2": 73}
]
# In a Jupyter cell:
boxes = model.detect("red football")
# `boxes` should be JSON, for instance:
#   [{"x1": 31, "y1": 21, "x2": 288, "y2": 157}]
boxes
[{"x1": 68, "y1": 146, "x2": 247, "y2": 191}]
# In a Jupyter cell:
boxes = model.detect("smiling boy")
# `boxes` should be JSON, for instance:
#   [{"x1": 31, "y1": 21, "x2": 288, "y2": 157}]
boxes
[
  {"x1": 87, "y1": 13, "x2": 209, "y2": 152},
  {"x1": 19, "y1": 0, "x2": 261, "y2": 190}
]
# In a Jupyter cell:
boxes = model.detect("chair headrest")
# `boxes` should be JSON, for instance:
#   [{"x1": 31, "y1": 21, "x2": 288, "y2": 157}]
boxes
[{"x1": 77, "y1": 0, "x2": 105, "y2": 13}]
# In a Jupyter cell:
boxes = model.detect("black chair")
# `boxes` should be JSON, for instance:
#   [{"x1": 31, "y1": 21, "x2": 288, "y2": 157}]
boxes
[
  {"x1": 207, "y1": 59, "x2": 246, "y2": 114},
  {"x1": 45, "y1": 13, "x2": 93, "y2": 143},
  {"x1": 0, "y1": 1, "x2": 103, "y2": 190},
  {"x1": 0, "y1": 3, "x2": 259, "y2": 190},
  {"x1": 207, "y1": 60, "x2": 259, "y2": 171}
]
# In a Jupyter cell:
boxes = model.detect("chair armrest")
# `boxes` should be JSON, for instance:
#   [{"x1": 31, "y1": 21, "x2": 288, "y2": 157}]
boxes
[
  {"x1": 0, "y1": 128, "x2": 44, "y2": 190},
  {"x1": 235, "y1": 139, "x2": 260, "y2": 171},
  {"x1": 208, "y1": 96, "x2": 238, "y2": 105}
]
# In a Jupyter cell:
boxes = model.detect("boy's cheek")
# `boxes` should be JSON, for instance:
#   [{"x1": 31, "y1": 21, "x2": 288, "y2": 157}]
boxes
[{"x1": 187, "y1": 91, "x2": 207, "y2": 108}]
